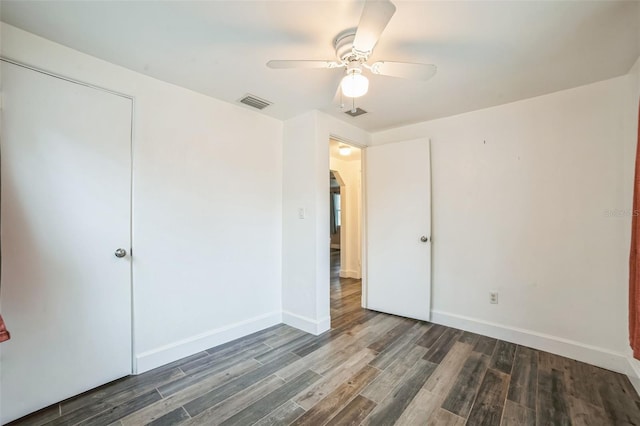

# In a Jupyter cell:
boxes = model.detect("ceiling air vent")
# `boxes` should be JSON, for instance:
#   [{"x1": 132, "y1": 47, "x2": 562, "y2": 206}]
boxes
[
  {"x1": 345, "y1": 107, "x2": 367, "y2": 117},
  {"x1": 239, "y1": 94, "x2": 272, "y2": 110}
]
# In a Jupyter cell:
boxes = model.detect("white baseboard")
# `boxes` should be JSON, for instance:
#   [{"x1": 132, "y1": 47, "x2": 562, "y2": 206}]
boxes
[
  {"x1": 282, "y1": 311, "x2": 330, "y2": 335},
  {"x1": 431, "y1": 310, "x2": 631, "y2": 376},
  {"x1": 135, "y1": 311, "x2": 282, "y2": 374},
  {"x1": 339, "y1": 269, "x2": 361, "y2": 279},
  {"x1": 626, "y1": 356, "x2": 640, "y2": 396}
]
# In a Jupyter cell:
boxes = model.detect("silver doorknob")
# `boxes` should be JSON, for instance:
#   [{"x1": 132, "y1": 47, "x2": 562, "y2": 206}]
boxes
[
  {"x1": 420, "y1": 236, "x2": 429, "y2": 243},
  {"x1": 114, "y1": 248, "x2": 127, "y2": 258}
]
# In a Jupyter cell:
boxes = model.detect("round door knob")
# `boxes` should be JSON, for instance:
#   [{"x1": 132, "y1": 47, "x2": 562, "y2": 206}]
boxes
[
  {"x1": 114, "y1": 248, "x2": 127, "y2": 258},
  {"x1": 420, "y1": 236, "x2": 429, "y2": 243}
]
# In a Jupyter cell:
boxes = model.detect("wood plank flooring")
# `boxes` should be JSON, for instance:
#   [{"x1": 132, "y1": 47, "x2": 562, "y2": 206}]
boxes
[{"x1": 9, "y1": 251, "x2": 640, "y2": 425}]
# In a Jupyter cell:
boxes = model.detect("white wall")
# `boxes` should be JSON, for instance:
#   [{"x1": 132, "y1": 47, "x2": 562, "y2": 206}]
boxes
[
  {"x1": 282, "y1": 112, "x2": 321, "y2": 332},
  {"x1": 329, "y1": 152, "x2": 362, "y2": 279},
  {"x1": 282, "y1": 111, "x2": 369, "y2": 334},
  {"x1": 1, "y1": 23, "x2": 284, "y2": 373},
  {"x1": 625, "y1": 58, "x2": 640, "y2": 388},
  {"x1": 373, "y1": 74, "x2": 636, "y2": 373}
]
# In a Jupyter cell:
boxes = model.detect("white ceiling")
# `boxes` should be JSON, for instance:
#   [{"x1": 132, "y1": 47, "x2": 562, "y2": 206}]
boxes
[{"x1": 1, "y1": 1, "x2": 638, "y2": 132}]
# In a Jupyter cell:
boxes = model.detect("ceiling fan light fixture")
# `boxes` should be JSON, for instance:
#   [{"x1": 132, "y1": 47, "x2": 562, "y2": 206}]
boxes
[
  {"x1": 341, "y1": 70, "x2": 369, "y2": 98},
  {"x1": 266, "y1": 1, "x2": 438, "y2": 104}
]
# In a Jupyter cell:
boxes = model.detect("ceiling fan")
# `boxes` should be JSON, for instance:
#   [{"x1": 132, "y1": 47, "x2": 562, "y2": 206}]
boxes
[{"x1": 267, "y1": 0, "x2": 437, "y2": 99}]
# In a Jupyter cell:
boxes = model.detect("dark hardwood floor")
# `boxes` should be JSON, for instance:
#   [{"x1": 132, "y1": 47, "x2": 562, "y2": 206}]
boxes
[{"x1": 9, "y1": 250, "x2": 640, "y2": 425}]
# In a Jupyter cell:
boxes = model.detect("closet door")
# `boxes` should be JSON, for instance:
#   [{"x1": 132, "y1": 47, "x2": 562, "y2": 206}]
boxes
[
  {"x1": 1, "y1": 61, "x2": 132, "y2": 424},
  {"x1": 365, "y1": 138, "x2": 431, "y2": 321}
]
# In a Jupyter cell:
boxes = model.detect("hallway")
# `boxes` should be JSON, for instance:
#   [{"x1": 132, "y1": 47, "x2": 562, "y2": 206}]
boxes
[{"x1": 330, "y1": 249, "x2": 368, "y2": 330}]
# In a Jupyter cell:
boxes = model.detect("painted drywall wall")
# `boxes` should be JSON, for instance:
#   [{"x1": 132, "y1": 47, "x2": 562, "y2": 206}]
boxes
[
  {"x1": 282, "y1": 111, "x2": 369, "y2": 334},
  {"x1": 282, "y1": 111, "x2": 321, "y2": 332},
  {"x1": 329, "y1": 150, "x2": 362, "y2": 279},
  {"x1": 625, "y1": 58, "x2": 640, "y2": 389},
  {"x1": 0, "y1": 23, "x2": 283, "y2": 374},
  {"x1": 373, "y1": 74, "x2": 635, "y2": 373}
]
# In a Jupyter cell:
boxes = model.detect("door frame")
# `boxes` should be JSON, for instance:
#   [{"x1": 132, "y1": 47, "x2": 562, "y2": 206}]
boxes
[
  {"x1": 329, "y1": 169, "x2": 345, "y2": 253},
  {"x1": 0, "y1": 56, "x2": 136, "y2": 374}
]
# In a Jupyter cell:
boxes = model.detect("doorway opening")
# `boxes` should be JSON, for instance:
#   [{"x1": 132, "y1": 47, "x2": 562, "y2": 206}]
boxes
[{"x1": 329, "y1": 138, "x2": 363, "y2": 326}]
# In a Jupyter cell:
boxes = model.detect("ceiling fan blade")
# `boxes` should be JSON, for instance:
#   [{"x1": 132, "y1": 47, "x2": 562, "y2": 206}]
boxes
[
  {"x1": 352, "y1": 0, "x2": 396, "y2": 55},
  {"x1": 267, "y1": 60, "x2": 342, "y2": 69},
  {"x1": 370, "y1": 61, "x2": 437, "y2": 80}
]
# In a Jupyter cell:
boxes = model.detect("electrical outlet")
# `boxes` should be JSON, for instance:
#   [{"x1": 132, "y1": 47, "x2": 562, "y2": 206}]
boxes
[{"x1": 490, "y1": 291, "x2": 499, "y2": 304}]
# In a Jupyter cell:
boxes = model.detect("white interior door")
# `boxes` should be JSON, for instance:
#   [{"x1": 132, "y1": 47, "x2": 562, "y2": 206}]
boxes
[
  {"x1": 365, "y1": 138, "x2": 431, "y2": 321},
  {"x1": 0, "y1": 61, "x2": 132, "y2": 423}
]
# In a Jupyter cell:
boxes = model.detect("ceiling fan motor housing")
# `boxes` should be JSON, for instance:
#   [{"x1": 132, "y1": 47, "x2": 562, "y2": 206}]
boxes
[{"x1": 334, "y1": 32, "x2": 362, "y2": 62}]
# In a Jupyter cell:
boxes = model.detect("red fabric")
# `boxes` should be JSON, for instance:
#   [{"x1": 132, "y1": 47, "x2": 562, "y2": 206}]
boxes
[
  {"x1": 0, "y1": 314, "x2": 10, "y2": 343},
  {"x1": 631, "y1": 99, "x2": 640, "y2": 358}
]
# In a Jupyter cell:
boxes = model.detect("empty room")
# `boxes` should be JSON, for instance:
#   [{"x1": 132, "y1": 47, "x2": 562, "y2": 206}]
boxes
[{"x1": 1, "y1": 0, "x2": 639, "y2": 425}]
